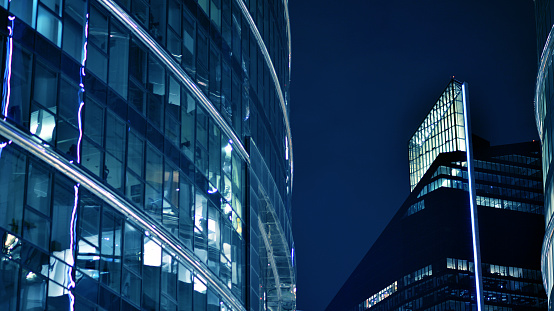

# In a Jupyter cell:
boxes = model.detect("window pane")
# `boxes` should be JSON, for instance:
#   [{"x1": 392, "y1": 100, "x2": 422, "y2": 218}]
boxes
[
  {"x1": 177, "y1": 264, "x2": 193, "y2": 311},
  {"x1": 20, "y1": 268, "x2": 47, "y2": 310},
  {"x1": 0, "y1": 258, "x2": 19, "y2": 311},
  {"x1": 33, "y1": 62, "x2": 58, "y2": 111},
  {"x1": 23, "y1": 208, "x2": 50, "y2": 250},
  {"x1": 109, "y1": 23, "x2": 129, "y2": 98},
  {"x1": 37, "y1": 5, "x2": 62, "y2": 46},
  {"x1": 143, "y1": 236, "x2": 161, "y2": 311},
  {"x1": 182, "y1": 11, "x2": 195, "y2": 75},
  {"x1": 26, "y1": 161, "x2": 51, "y2": 216},
  {"x1": 10, "y1": 0, "x2": 37, "y2": 27},
  {"x1": 124, "y1": 222, "x2": 142, "y2": 273},
  {"x1": 89, "y1": 5, "x2": 108, "y2": 52},
  {"x1": 8, "y1": 45, "x2": 32, "y2": 126},
  {"x1": 181, "y1": 92, "x2": 195, "y2": 160},
  {"x1": 0, "y1": 147, "x2": 26, "y2": 234},
  {"x1": 51, "y1": 176, "x2": 75, "y2": 254},
  {"x1": 179, "y1": 176, "x2": 194, "y2": 250}
]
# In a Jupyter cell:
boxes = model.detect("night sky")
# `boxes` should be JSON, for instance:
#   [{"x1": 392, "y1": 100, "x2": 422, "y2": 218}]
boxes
[{"x1": 288, "y1": 1, "x2": 539, "y2": 310}]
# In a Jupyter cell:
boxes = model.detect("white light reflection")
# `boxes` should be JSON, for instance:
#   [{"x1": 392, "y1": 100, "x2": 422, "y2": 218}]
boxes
[
  {"x1": 462, "y1": 83, "x2": 484, "y2": 311},
  {"x1": 1, "y1": 15, "x2": 14, "y2": 120},
  {"x1": 67, "y1": 13, "x2": 89, "y2": 311}
]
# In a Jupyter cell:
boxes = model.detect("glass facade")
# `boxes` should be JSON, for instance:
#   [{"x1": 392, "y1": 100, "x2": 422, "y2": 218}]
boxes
[
  {"x1": 534, "y1": 1, "x2": 554, "y2": 309},
  {"x1": 0, "y1": 0, "x2": 295, "y2": 310},
  {"x1": 409, "y1": 80, "x2": 467, "y2": 191}
]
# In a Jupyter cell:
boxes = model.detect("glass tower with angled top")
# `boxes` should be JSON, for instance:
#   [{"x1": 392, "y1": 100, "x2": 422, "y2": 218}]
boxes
[{"x1": 409, "y1": 79, "x2": 467, "y2": 191}]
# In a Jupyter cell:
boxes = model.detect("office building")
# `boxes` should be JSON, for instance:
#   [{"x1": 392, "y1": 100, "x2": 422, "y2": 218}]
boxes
[
  {"x1": 534, "y1": 1, "x2": 554, "y2": 310},
  {"x1": 326, "y1": 80, "x2": 546, "y2": 311},
  {"x1": 0, "y1": 0, "x2": 295, "y2": 310}
]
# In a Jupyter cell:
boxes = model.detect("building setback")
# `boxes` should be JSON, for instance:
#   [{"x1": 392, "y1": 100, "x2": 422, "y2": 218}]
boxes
[
  {"x1": 0, "y1": 0, "x2": 295, "y2": 310},
  {"x1": 326, "y1": 80, "x2": 546, "y2": 311}
]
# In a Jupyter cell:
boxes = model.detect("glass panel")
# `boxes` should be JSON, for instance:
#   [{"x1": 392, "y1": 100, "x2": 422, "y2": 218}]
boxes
[
  {"x1": 194, "y1": 227, "x2": 207, "y2": 263},
  {"x1": 20, "y1": 268, "x2": 47, "y2": 310},
  {"x1": 129, "y1": 39, "x2": 147, "y2": 84},
  {"x1": 7, "y1": 45, "x2": 32, "y2": 126},
  {"x1": 161, "y1": 250, "x2": 177, "y2": 299},
  {"x1": 147, "y1": 56, "x2": 165, "y2": 128},
  {"x1": 129, "y1": 81, "x2": 146, "y2": 114},
  {"x1": 146, "y1": 145, "x2": 163, "y2": 218},
  {"x1": 179, "y1": 176, "x2": 194, "y2": 249},
  {"x1": 82, "y1": 139, "x2": 102, "y2": 177},
  {"x1": 163, "y1": 163, "x2": 179, "y2": 234},
  {"x1": 10, "y1": 0, "x2": 37, "y2": 27},
  {"x1": 87, "y1": 45, "x2": 107, "y2": 82},
  {"x1": 126, "y1": 171, "x2": 144, "y2": 208},
  {"x1": 143, "y1": 236, "x2": 161, "y2": 311},
  {"x1": 58, "y1": 78, "x2": 80, "y2": 127},
  {"x1": 123, "y1": 222, "x2": 142, "y2": 273},
  {"x1": 198, "y1": 0, "x2": 208, "y2": 14},
  {"x1": 208, "y1": 123, "x2": 220, "y2": 190},
  {"x1": 149, "y1": 0, "x2": 166, "y2": 43},
  {"x1": 105, "y1": 153, "x2": 123, "y2": 190},
  {"x1": 193, "y1": 276, "x2": 207, "y2": 311},
  {"x1": 26, "y1": 161, "x2": 51, "y2": 216},
  {"x1": 168, "y1": 0, "x2": 181, "y2": 35},
  {"x1": 210, "y1": 0, "x2": 221, "y2": 29},
  {"x1": 30, "y1": 104, "x2": 56, "y2": 142},
  {"x1": 89, "y1": 5, "x2": 108, "y2": 52},
  {"x1": 127, "y1": 130, "x2": 144, "y2": 176},
  {"x1": 207, "y1": 288, "x2": 219, "y2": 311},
  {"x1": 33, "y1": 62, "x2": 58, "y2": 112},
  {"x1": 84, "y1": 97, "x2": 104, "y2": 145},
  {"x1": 131, "y1": 0, "x2": 148, "y2": 26},
  {"x1": 23, "y1": 208, "x2": 50, "y2": 250},
  {"x1": 167, "y1": 30, "x2": 181, "y2": 63},
  {"x1": 79, "y1": 190, "x2": 100, "y2": 248},
  {"x1": 105, "y1": 112, "x2": 126, "y2": 159},
  {"x1": 109, "y1": 23, "x2": 129, "y2": 98},
  {"x1": 0, "y1": 147, "x2": 26, "y2": 234},
  {"x1": 181, "y1": 92, "x2": 195, "y2": 160},
  {"x1": 100, "y1": 209, "x2": 122, "y2": 292},
  {"x1": 122, "y1": 268, "x2": 141, "y2": 307},
  {"x1": 51, "y1": 176, "x2": 75, "y2": 256},
  {"x1": 182, "y1": 11, "x2": 195, "y2": 75},
  {"x1": 56, "y1": 119, "x2": 79, "y2": 160},
  {"x1": 177, "y1": 263, "x2": 193, "y2": 311},
  {"x1": 36, "y1": 5, "x2": 62, "y2": 46},
  {"x1": 62, "y1": 16, "x2": 83, "y2": 61},
  {"x1": 0, "y1": 258, "x2": 19, "y2": 311}
]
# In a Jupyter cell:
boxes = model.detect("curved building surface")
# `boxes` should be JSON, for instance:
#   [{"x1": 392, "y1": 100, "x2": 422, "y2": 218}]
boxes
[
  {"x1": 0, "y1": 0, "x2": 295, "y2": 310},
  {"x1": 535, "y1": 1, "x2": 554, "y2": 309}
]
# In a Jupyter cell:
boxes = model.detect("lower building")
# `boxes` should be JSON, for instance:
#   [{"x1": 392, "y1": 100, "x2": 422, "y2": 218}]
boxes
[{"x1": 327, "y1": 140, "x2": 545, "y2": 311}]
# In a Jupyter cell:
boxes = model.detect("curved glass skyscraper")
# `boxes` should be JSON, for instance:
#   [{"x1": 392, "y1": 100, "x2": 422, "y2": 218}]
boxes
[
  {"x1": 535, "y1": 1, "x2": 554, "y2": 309},
  {"x1": 0, "y1": 0, "x2": 295, "y2": 310}
]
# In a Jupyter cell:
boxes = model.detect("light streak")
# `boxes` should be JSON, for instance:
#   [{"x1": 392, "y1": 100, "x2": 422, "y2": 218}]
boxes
[
  {"x1": 462, "y1": 82, "x2": 484, "y2": 311},
  {"x1": 68, "y1": 13, "x2": 89, "y2": 311},
  {"x1": 1, "y1": 16, "x2": 15, "y2": 120}
]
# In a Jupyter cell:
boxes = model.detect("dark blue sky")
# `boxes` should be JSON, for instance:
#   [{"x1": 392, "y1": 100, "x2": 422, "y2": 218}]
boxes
[{"x1": 288, "y1": 0, "x2": 538, "y2": 310}]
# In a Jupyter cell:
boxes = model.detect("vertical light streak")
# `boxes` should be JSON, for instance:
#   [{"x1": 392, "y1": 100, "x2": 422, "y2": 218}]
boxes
[
  {"x1": 462, "y1": 82, "x2": 484, "y2": 311},
  {"x1": 76, "y1": 13, "x2": 88, "y2": 164},
  {"x1": 2, "y1": 15, "x2": 14, "y2": 120},
  {"x1": 68, "y1": 13, "x2": 89, "y2": 311}
]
